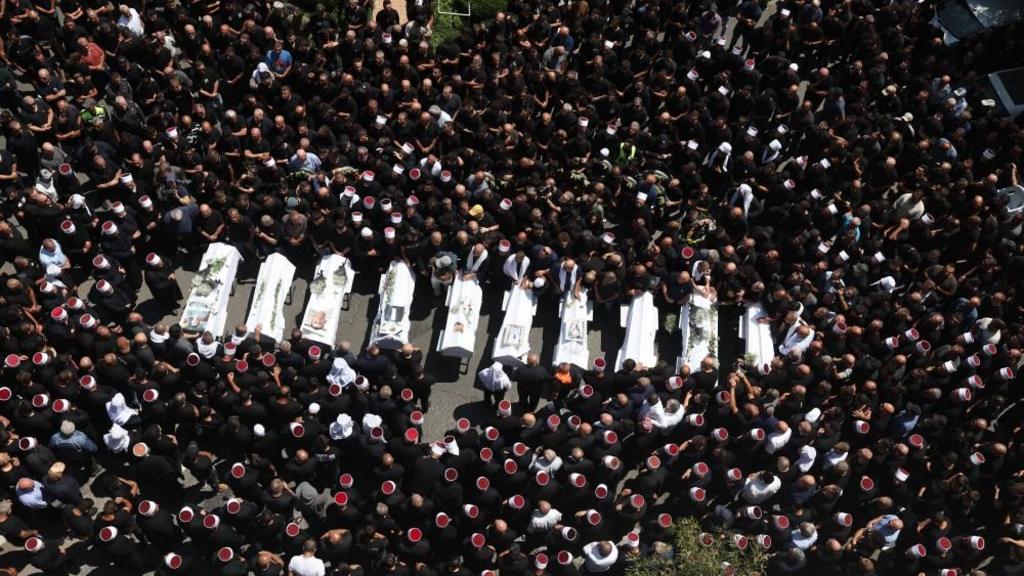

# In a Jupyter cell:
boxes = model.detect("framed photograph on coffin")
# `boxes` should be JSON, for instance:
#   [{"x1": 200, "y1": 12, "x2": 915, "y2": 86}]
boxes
[{"x1": 501, "y1": 324, "x2": 525, "y2": 348}]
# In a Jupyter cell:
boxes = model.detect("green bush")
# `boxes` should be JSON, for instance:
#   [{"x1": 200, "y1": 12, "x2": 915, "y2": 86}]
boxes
[
  {"x1": 626, "y1": 517, "x2": 768, "y2": 576},
  {"x1": 429, "y1": 0, "x2": 506, "y2": 46},
  {"x1": 431, "y1": 12, "x2": 465, "y2": 46},
  {"x1": 470, "y1": 0, "x2": 506, "y2": 20}
]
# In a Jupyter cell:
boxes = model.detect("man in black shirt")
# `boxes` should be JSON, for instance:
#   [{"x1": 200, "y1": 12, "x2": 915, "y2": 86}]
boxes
[{"x1": 514, "y1": 354, "x2": 550, "y2": 412}]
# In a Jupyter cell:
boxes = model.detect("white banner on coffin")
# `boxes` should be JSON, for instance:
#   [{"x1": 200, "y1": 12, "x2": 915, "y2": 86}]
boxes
[
  {"x1": 180, "y1": 243, "x2": 243, "y2": 336},
  {"x1": 553, "y1": 292, "x2": 592, "y2": 368},
  {"x1": 300, "y1": 254, "x2": 356, "y2": 346},
  {"x1": 677, "y1": 293, "x2": 719, "y2": 373},
  {"x1": 438, "y1": 276, "x2": 483, "y2": 359},
  {"x1": 369, "y1": 260, "x2": 416, "y2": 349},
  {"x1": 740, "y1": 301, "x2": 775, "y2": 370},
  {"x1": 244, "y1": 253, "x2": 297, "y2": 343},
  {"x1": 493, "y1": 285, "x2": 537, "y2": 366},
  {"x1": 615, "y1": 292, "x2": 658, "y2": 370}
]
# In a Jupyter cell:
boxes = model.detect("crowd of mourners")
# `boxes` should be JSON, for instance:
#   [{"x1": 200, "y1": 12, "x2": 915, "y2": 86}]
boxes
[{"x1": 0, "y1": 0, "x2": 1023, "y2": 573}]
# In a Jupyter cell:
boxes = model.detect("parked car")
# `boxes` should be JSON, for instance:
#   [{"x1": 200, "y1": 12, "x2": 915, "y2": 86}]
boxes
[
  {"x1": 932, "y1": 0, "x2": 1024, "y2": 44},
  {"x1": 977, "y1": 67, "x2": 1024, "y2": 118}
]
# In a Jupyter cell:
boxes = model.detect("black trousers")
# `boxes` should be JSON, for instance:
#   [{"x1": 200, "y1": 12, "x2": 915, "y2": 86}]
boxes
[{"x1": 483, "y1": 388, "x2": 506, "y2": 411}]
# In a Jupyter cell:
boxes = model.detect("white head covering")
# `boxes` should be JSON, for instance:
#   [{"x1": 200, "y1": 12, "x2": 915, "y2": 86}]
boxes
[
  {"x1": 691, "y1": 260, "x2": 707, "y2": 283},
  {"x1": 329, "y1": 414, "x2": 354, "y2": 440},
  {"x1": 45, "y1": 264, "x2": 67, "y2": 288},
  {"x1": 103, "y1": 423, "x2": 131, "y2": 453},
  {"x1": 69, "y1": 194, "x2": 91, "y2": 216},
  {"x1": 362, "y1": 413, "x2": 384, "y2": 435},
  {"x1": 105, "y1": 393, "x2": 138, "y2": 426},
  {"x1": 478, "y1": 362, "x2": 511, "y2": 391},
  {"x1": 326, "y1": 357, "x2": 357, "y2": 388},
  {"x1": 252, "y1": 62, "x2": 272, "y2": 82},
  {"x1": 795, "y1": 445, "x2": 817, "y2": 472},
  {"x1": 731, "y1": 184, "x2": 754, "y2": 216}
]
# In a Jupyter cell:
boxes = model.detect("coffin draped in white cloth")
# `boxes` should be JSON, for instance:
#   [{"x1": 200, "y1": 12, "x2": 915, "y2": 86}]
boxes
[
  {"x1": 493, "y1": 285, "x2": 537, "y2": 366},
  {"x1": 180, "y1": 242, "x2": 243, "y2": 336},
  {"x1": 553, "y1": 292, "x2": 592, "y2": 368},
  {"x1": 244, "y1": 253, "x2": 296, "y2": 343},
  {"x1": 301, "y1": 255, "x2": 356, "y2": 346},
  {"x1": 677, "y1": 293, "x2": 719, "y2": 372},
  {"x1": 438, "y1": 276, "x2": 483, "y2": 359},
  {"x1": 740, "y1": 301, "x2": 775, "y2": 369},
  {"x1": 615, "y1": 292, "x2": 658, "y2": 370},
  {"x1": 369, "y1": 260, "x2": 416, "y2": 349}
]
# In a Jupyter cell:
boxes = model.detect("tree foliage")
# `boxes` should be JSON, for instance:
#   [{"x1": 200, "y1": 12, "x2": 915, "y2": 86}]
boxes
[
  {"x1": 429, "y1": 0, "x2": 507, "y2": 46},
  {"x1": 626, "y1": 517, "x2": 768, "y2": 576}
]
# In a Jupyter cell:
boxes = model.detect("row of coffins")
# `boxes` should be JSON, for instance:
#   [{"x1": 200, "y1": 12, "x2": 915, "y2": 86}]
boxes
[{"x1": 179, "y1": 247, "x2": 776, "y2": 371}]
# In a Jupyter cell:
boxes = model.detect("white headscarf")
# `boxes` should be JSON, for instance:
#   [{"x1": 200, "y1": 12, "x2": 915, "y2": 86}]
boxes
[
  {"x1": 478, "y1": 362, "x2": 511, "y2": 391},
  {"x1": 105, "y1": 393, "x2": 137, "y2": 426},
  {"x1": 252, "y1": 62, "x2": 272, "y2": 83},
  {"x1": 326, "y1": 358, "x2": 357, "y2": 388},
  {"x1": 691, "y1": 260, "x2": 707, "y2": 283},
  {"x1": 330, "y1": 414, "x2": 354, "y2": 440},
  {"x1": 362, "y1": 413, "x2": 383, "y2": 434},
  {"x1": 730, "y1": 183, "x2": 753, "y2": 216},
  {"x1": 103, "y1": 423, "x2": 131, "y2": 453}
]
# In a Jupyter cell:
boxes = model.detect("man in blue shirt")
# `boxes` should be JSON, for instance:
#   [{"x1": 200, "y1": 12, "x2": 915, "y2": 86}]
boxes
[
  {"x1": 16, "y1": 478, "x2": 48, "y2": 510},
  {"x1": 266, "y1": 39, "x2": 293, "y2": 78},
  {"x1": 864, "y1": 514, "x2": 903, "y2": 550},
  {"x1": 289, "y1": 148, "x2": 321, "y2": 174},
  {"x1": 50, "y1": 420, "x2": 98, "y2": 454}
]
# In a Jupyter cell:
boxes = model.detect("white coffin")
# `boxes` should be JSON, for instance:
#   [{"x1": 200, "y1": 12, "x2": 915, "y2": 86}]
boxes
[
  {"x1": 677, "y1": 294, "x2": 719, "y2": 373},
  {"x1": 438, "y1": 276, "x2": 483, "y2": 359},
  {"x1": 244, "y1": 253, "x2": 297, "y2": 343},
  {"x1": 553, "y1": 292, "x2": 592, "y2": 368},
  {"x1": 369, "y1": 260, "x2": 416, "y2": 349},
  {"x1": 615, "y1": 292, "x2": 658, "y2": 370},
  {"x1": 180, "y1": 243, "x2": 243, "y2": 336},
  {"x1": 493, "y1": 285, "x2": 538, "y2": 366},
  {"x1": 740, "y1": 301, "x2": 775, "y2": 369},
  {"x1": 300, "y1": 254, "x2": 356, "y2": 346}
]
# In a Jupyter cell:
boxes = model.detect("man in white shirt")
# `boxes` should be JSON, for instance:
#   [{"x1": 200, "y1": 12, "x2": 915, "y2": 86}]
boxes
[
  {"x1": 764, "y1": 421, "x2": 792, "y2": 455},
  {"x1": 741, "y1": 470, "x2": 782, "y2": 504},
  {"x1": 288, "y1": 539, "x2": 326, "y2": 576},
  {"x1": 582, "y1": 540, "x2": 619, "y2": 573},
  {"x1": 117, "y1": 5, "x2": 145, "y2": 37},
  {"x1": 779, "y1": 322, "x2": 815, "y2": 357},
  {"x1": 528, "y1": 500, "x2": 563, "y2": 533}
]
